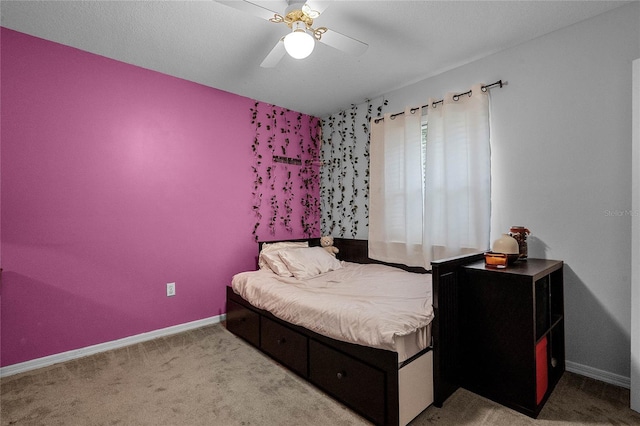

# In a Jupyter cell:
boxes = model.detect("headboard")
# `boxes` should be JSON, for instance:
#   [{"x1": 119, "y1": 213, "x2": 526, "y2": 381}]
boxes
[
  {"x1": 258, "y1": 237, "x2": 429, "y2": 274},
  {"x1": 333, "y1": 238, "x2": 430, "y2": 273},
  {"x1": 257, "y1": 238, "x2": 321, "y2": 253}
]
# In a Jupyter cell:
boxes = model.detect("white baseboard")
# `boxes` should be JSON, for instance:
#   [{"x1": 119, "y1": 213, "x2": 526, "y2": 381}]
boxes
[
  {"x1": 0, "y1": 314, "x2": 226, "y2": 378},
  {"x1": 566, "y1": 360, "x2": 631, "y2": 389}
]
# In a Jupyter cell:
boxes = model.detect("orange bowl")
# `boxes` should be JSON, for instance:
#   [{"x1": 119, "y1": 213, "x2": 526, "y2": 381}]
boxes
[{"x1": 484, "y1": 252, "x2": 508, "y2": 268}]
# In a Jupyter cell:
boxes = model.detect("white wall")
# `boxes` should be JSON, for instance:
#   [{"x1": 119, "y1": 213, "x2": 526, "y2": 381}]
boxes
[{"x1": 324, "y1": 3, "x2": 639, "y2": 383}]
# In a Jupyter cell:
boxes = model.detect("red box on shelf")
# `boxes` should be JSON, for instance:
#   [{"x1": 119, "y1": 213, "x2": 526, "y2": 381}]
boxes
[{"x1": 536, "y1": 336, "x2": 548, "y2": 405}]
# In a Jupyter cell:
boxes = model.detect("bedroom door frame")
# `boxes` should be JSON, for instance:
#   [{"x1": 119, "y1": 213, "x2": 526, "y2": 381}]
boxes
[{"x1": 632, "y1": 57, "x2": 639, "y2": 413}]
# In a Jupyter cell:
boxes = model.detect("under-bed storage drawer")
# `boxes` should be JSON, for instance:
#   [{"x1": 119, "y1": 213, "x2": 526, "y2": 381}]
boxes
[
  {"x1": 261, "y1": 317, "x2": 308, "y2": 376},
  {"x1": 309, "y1": 340, "x2": 386, "y2": 425},
  {"x1": 226, "y1": 299, "x2": 260, "y2": 347}
]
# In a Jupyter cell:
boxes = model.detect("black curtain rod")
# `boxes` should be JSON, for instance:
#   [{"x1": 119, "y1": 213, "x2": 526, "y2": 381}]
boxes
[{"x1": 374, "y1": 80, "x2": 504, "y2": 123}]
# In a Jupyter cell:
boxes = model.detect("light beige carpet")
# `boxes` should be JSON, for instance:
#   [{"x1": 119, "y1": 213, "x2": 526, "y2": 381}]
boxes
[{"x1": 2, "y1": 323, "x2": 639, "y2": 425}]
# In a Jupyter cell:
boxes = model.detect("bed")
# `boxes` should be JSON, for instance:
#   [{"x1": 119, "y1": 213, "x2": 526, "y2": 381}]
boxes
[{"x1": 226, "y1": 238, "x2": 483, "y2": 425}]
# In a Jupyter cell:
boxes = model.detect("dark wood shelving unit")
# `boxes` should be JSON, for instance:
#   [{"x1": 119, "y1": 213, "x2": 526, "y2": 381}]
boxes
[{"x1": 460, "y1": 259, "x2": 565, "y2": 418}]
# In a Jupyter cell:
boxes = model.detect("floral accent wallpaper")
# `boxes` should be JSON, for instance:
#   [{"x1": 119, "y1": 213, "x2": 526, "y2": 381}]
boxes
[
  {"x1": 250, "y1": 102, "x2": 321, "y2": 242},
  {"x1": 320, "y1": 98, "x2": 387, "y2": 239}
]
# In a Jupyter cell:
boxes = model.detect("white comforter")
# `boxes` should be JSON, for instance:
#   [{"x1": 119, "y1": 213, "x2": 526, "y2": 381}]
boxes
[{"x1": 231, "y1": 262, "x2": 433, "y2": 352}]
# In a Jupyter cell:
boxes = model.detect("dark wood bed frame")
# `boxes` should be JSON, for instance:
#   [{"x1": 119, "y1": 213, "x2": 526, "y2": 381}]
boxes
[{"x1": 225, "y1": 238, "x2": 483, "y2": 425}]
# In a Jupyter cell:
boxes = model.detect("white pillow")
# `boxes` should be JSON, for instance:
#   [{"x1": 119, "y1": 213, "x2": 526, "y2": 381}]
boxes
[
  {"x1": 258, "y1": 241, "x2": 308, "y2": 273},
  {"x1": 278, "y1": 246, "x2": 342, "y2": 279},
  {"x1": 260, "y1": 250, "x2": 294, "y2": 276}
]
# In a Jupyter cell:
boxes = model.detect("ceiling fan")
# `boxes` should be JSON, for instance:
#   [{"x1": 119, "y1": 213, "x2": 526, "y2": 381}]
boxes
[{"x1": 217, "y1": 0, "x2": 368, "y2": 67}]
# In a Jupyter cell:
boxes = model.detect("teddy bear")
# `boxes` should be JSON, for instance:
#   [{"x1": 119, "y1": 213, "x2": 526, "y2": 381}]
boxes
[{"x1": 320, "y1": 235, "x2": 339, "y2": 257}]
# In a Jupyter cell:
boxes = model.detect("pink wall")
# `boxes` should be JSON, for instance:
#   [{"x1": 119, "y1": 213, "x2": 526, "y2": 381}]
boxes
[{"x1": 0, "y1": 28, "x2": 320, "y2": 367}]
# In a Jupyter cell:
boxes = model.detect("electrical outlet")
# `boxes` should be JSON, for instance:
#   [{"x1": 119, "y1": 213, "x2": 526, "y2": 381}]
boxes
[{"x1": 166, "y1": 282, "x2": 176, "y2": 297}]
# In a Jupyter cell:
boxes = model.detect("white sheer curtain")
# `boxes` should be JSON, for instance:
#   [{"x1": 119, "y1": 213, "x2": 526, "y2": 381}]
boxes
[
  {"x1": 369, "y1": 84, "x2": 491, "y2": 268},
  {"x1": 422, "y1": 84, "x2": 491, "y2": 264},
  {"x1": 369, "y1": 107, "x2": 425, "y2": 266}
]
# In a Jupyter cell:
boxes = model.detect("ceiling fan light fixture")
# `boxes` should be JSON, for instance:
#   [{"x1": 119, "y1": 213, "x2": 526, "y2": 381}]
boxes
[{"x1": 283, "y1": 21, "x2": 315, "y2": 59}]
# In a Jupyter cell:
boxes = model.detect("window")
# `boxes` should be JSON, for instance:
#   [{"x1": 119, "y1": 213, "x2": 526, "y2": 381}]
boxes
[{"x1": 369, "y1": 84, "x2": 491, "y2": 267}]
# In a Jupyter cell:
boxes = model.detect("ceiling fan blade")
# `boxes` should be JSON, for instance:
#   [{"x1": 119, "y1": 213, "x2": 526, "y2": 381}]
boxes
[
  {"x1": 318, "y1": 28, "x2": 368, "y2": 57},
  {"x1": 217, "y1": 0, "x2": 285, "y2": 21},
  {"x1": 302, "y1": 1, "x2": 331, "y2": 18},
  {"x1": 260, "y1": 38, "x2": 286, "y2": 68}
]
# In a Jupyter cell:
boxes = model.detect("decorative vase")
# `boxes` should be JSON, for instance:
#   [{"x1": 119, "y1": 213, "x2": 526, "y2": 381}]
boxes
[{"x1": 509, "y1": 226, "x2": 530, "y2": 259}]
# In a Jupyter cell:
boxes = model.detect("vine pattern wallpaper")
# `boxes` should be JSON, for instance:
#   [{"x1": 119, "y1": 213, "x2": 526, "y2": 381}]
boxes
[
  {"x1": 250, "y1": 102, "x2": 322, "y2": 242},
  {"x1": 320, "y1": 98, "x2": 387, "y2": 239}
]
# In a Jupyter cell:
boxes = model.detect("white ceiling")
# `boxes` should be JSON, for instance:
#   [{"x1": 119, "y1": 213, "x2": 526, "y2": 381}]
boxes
[{"x1": 0, "y1": 0, "x2": 632, "y2": 117}]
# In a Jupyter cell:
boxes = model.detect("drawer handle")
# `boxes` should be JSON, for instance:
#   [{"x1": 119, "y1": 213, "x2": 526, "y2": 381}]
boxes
[
  {"x1": 336, "y1": 371, "x2": 347, "y2": 380},
  {"x1": 276, "y1": 338, "x2": 286, "y2": 345}
]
